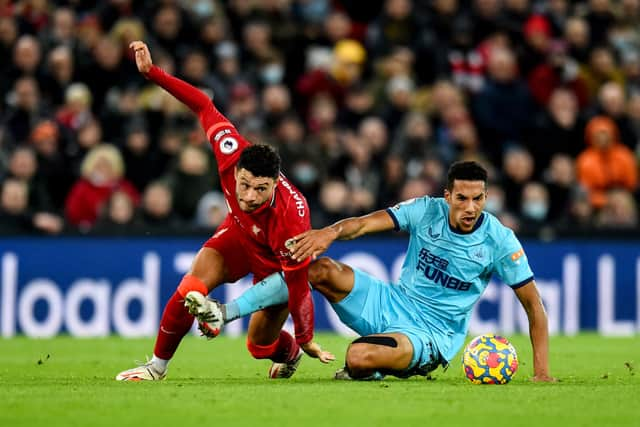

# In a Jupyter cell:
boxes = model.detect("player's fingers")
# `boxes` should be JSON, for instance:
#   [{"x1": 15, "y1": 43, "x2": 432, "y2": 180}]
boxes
[{"x1": 292, "y1": 240, "x2": 313, "y2": 260}]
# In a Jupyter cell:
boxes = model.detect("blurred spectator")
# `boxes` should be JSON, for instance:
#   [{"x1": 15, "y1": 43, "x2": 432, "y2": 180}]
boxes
[
  {"x1": 366, "y1": 0, "x2": 417, "y2": 56},
  {"x1": 564, "y1": 16, "x2": 591, "y2": 64},
  {"x1": 55, "y1": 82, "x2": 93, "y2": 132},
  {"x1": 337, "y1": 83, "x2": 376, "y2": 130},
  {"x1": 3, "y1": 76, "x2": 48, "y2": 146},
  {"x1": 378, "y1": 154, "x2": 406, "y2": 207},
  {"x1": 579, "y1": 46, "x2": 625, "y2": 100},
  {"x1": 544, "y1": 153, "x2": 576, "y2": 222},
  {"x1": 0, "y1": 178, "x2": 63, "y2": 235},
  {"x1": 472, "y1": 47, "x2": 536, "y2": 166},
  {"x1": 166, "y1": 145, "x2": 213, "y2": 221},
  {"x1": 576, "y1": 116, "x2": 638, "y2": 208},
  {"x1": 316, "y1": 178, "x2": 350, "y2": 226},
  {"x1": 585, "y1": 0, "x2": 615, "y2": 46},
  {"x1": 485, "y1": 182, "x2": 506, "y2": 216},
  {"x1": 29, "y1": 120, "x2": 73, "y2": 210},
  {"x1": 120, "y1": 120, "x2": 161, "y2": 192},
  {"x1": 261, "y1": 84, "x2": 292, "y2": 132},
  {"x1": 194, "y1": 190, "x2": 228, "y2": 229},
  {"x1": 528, "y1": 88, "x2": 584, "y2": 176},
  {"x1": 594, "y1": 82, "x2": 637, "y2": 149},
  {"x1": 65, "y1": 144, "x2": 140, "y2": 229},
  {"x1": 518, "y1": 14, "x2": 553, "y2": 77},
  {"x1": 91, "y1": 189, "x2": 139, "y2": 235},
  {"x1": 501, "y1": 146, "x2": 535, "y2": 213},
  {"x1": 297, "y1": 38, "x2": 367, "y2": 113},
  {"x1": 41, "y1": 45, "x2": 75, "y2": 107},
  {"x1": 520, "y1": 181, "x2": 550, "y2": 228},
  {"x1": 527, "y1": 40, "x2": 589, "y2": 109},
  {"x1": 65, "y1": 118, "x2": 103, "y2": 176},
  {"x1": 5, "y1": 145, "x2": 51, "y2": 211},
  {"x1": 595, "y1": 189, "x2": 638, "y2": 228},
  {"x1": 139, "y1": 180, "x2": 182, "y2": 232}
]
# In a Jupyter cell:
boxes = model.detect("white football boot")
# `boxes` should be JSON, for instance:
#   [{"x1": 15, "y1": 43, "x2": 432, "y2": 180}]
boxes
[
  {"x1": 184, "y1": 291, "x2": 224, "y2": 339},
  {"x1": 268, "y1": 348, "x2": 304, "y2": 379},
  {"x1": 115, "y1": 359, "x2": 166, "y2": 381}
]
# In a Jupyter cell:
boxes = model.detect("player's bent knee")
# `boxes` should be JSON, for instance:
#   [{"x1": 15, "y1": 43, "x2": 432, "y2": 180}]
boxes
[{"x1": 345, "y1": 346, "x2": 375, "y2": 371}]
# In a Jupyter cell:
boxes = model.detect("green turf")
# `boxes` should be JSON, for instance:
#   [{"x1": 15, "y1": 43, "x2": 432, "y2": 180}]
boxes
[{"x1": 0, "y1": 334, "x2": 637, "y2": 427}]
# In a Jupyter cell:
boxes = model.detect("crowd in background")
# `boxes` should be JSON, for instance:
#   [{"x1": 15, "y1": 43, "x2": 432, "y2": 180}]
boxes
[{"x1": 1, "y1": 0, "x2": 639, "y2": 237}]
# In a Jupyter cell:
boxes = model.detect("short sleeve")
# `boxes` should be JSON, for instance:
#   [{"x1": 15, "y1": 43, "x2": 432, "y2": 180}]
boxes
[
  {"x1": 493, "y1": 229, "x2": 534, "y2": 288},
  {"x1": 386, "y1": 196, "x2": 430, "y2": 232}
]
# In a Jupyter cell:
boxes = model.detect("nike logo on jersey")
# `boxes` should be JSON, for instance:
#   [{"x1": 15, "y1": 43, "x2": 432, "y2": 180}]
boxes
[
  {"x1": 428, "y1": 226, "x2": 440, "y2": 239},
  {"x1": 252, "y1": 225, "x2": 262, "y2": 235}
]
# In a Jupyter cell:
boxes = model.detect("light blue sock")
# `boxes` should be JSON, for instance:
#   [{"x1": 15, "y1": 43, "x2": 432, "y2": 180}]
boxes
[{"x1": 224, "y1": 272, "x2": 289, "y2": 322}]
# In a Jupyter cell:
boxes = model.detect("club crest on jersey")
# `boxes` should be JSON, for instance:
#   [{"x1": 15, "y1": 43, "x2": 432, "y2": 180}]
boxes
[
  {"x1": 285, "y1": 238, "x2": 296, "y2": 250},
  {"x1": 220, "y1": 137, "x2": 238, "y2": 154}
]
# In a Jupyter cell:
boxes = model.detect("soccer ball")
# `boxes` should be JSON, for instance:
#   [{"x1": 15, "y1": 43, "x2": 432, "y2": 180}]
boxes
[{"x1": 462, "y1": 334, "x2": 518, "y2": 384}]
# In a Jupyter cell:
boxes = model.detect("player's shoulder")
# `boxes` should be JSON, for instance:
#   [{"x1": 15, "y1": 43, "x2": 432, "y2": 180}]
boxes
[
  {"x1": 482, "y1": 212, "x2": 519, "y2": 247},
  {"x1": 391, "y1": 195, "x2": 441, "y2": 213},
  {"x1": 275, "y1": 175, "x2": 309, "y2": 218}
]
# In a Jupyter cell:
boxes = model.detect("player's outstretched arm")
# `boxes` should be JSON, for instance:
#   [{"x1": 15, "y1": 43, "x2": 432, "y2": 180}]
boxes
[
  {"x1": 514, "y1": 281, "x2": 557, "y2": 382},
  {"x1": 129, "y1": 40, "x2": 218, "y2": 120},
  {"x1": 290, "y1": 210, "x2": 395, "y2": 261}
]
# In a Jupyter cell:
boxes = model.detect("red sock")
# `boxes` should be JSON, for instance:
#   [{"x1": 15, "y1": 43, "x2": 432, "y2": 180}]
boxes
[
  {"x1": 153, "y1": 291, "x2": 194, "y2": 360},
  {"x1": 270, "y1": 330, "x2": 300, "y2": 363}
]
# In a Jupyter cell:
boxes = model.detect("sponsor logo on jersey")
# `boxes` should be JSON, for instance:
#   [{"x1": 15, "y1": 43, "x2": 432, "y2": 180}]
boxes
[
  {"x1": 511, "y1": 248, "x2": 524, "y2": 264},
  {"x1": 280, "y1": 178, "x2": 306, "y2": 217},
  {"x1": 416, "y1": 248, "x2": 472, "y2": 291}
]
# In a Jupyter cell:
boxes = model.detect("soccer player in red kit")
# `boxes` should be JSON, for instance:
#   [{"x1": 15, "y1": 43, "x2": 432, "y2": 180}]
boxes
[{"x1": 116, "y1": 41, "x2": 334, "y2": 381}]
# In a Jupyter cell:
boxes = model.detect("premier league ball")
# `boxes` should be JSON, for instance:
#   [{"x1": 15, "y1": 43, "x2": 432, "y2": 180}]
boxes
[{"x1": 462, "y1": 334, "x2": 518, "y2": 384}]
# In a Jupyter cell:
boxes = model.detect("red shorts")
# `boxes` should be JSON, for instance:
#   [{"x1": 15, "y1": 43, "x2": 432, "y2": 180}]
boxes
[{"x1": 203, "y1": 215, "x2": 281, "y2": 283}]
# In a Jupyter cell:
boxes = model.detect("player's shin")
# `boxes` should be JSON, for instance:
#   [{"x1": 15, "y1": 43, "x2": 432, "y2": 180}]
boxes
[
  {"x1": 154, "y1": 291, "x2": 196, "y2": 361},
  {"x1": 224, "y1": 272, "x2": 289, "y2": 322}
]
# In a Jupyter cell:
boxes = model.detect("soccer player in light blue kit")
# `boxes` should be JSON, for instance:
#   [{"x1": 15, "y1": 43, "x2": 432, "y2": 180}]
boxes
[{"x1": 290, "y1": 161, "x2": 555, "y2": 381}]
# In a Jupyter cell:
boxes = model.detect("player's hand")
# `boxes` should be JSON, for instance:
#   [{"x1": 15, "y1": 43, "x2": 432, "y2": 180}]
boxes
[
  {"x1": 531, "y1": 374, "x2": 558, "y2": 382},
  {"x1": 129, "y1": 40, "x2": 153, "y2": 74},
  {"x1": 301, "y1": 341, "x2": 335, "y2": 364},
  {"x1": 290, "y1": 228, "x2": 337, "y2": 261}
]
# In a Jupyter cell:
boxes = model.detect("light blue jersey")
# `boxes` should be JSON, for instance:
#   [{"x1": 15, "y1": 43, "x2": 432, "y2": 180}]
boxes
[{"x1": 386, "y1": 196, "x2": 533, "y2": 362}]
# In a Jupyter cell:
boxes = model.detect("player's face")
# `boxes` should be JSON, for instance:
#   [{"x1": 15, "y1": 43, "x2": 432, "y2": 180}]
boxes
[
  {"x1": 235, "y1": 168, "x2": 277, "y2": 213},
  {"x1": 444, "y1": 180, "x2": 487, "y2": 233}
]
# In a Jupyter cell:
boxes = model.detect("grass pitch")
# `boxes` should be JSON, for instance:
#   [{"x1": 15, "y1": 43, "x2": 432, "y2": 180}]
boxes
[{"x1": 0, "y1": 334, "x2": 637, "y2": 427}]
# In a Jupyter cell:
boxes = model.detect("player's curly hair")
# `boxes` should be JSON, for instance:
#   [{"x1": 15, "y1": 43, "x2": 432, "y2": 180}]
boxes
[
  {"x1": 447, "y1": 161, "x2": 488, "y2": 190},
  {"x1": 238, "y1": 144, "x2": 281, "y2": 179}
]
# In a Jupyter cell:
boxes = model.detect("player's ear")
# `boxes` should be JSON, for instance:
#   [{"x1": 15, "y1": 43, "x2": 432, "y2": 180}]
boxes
[{"x1": 444, "y1": 189, "x2": 451, "y2": 202}]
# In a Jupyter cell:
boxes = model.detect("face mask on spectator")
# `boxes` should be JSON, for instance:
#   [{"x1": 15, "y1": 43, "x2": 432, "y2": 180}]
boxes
[
  {"x1": 293, "y1": 163, "x2": 318, "y2": 186},
  {"x1": 523, "y1": 201, "x2": 548, "y2": 220},
  {"x1": 261, "y1": 64, "x2": 284, "y2": 85},
  {"x1": 485, "y1": 197, "x2": 504, "y2": 214},
  {"x1": 90, "y1": 171, "x2": 108, "y2": 186},
  {"x1": 193, "y1": 0, "x2": 214, "y2": 18}
]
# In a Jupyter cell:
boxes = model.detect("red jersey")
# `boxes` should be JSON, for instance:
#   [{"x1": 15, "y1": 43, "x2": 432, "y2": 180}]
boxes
[{"x1": 146, "y1": 65, "x2": 313, "y2": 344}]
